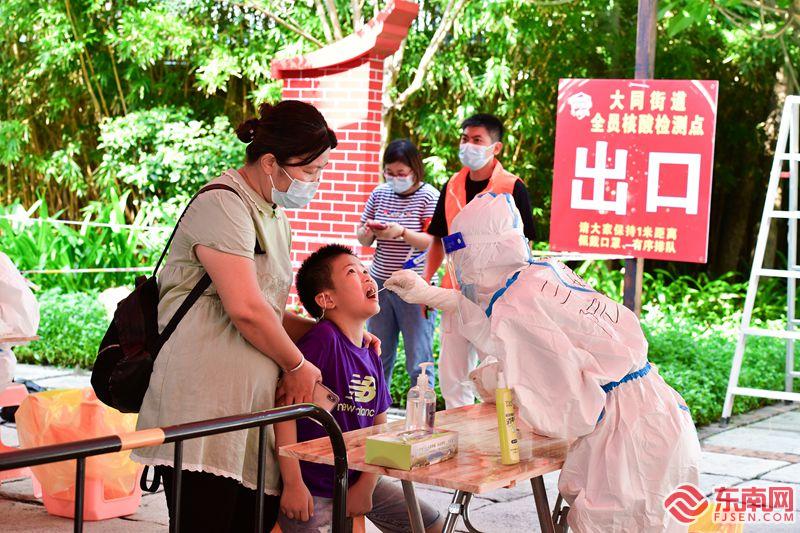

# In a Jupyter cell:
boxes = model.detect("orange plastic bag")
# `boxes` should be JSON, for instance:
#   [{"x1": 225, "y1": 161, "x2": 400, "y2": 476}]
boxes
[
  {"x1": 15, "y1": 388, "x2": 139, "y2": 500},
  {"x1": 689, "y1": 503, "x2": 745, "y2": 533}
]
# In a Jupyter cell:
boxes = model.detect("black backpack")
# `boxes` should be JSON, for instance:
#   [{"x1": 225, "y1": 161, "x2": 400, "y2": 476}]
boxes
[{"x1": 91, "y1": 183, "x2": 261, "y2": 413}]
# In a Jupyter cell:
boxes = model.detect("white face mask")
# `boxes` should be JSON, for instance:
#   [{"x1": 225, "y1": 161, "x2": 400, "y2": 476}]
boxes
[
  {"x1": 270, "y1": 166, "x2": 320, "y2": 209},
  {"x1": 458, "y1": 142, "x2": 496, "y2": 171},
  {"x1": 385, "y1": 172, "x2": 415, "y2": 194}
]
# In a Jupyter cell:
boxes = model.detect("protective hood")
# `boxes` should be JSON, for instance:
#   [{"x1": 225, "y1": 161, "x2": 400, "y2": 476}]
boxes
[{"x1": 448, "y1": 193, "x2": 531, "y2": 308}]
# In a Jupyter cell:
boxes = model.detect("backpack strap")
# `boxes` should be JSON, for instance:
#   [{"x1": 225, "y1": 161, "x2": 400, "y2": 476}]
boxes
[
  {"x1": 140, "y1": 466, "x2": 161, "y2": 493},
  {"x1": 158, "y1": 270, "x2": 212, "y2": 349},
  {"x1": 153, "y1": 183, "x2": 264, "y2": 272},
  {"x1": 155, "y1": 182, "x2": 262, "y2": 349}
]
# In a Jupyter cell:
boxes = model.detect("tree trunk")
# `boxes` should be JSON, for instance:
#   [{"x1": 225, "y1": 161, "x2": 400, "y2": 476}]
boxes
[{"x1": 713, "y1": 175, "x2": 757, "y2": 275}]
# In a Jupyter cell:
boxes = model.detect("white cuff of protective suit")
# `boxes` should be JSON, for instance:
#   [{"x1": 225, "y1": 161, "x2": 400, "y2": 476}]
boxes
[
  {"x1": 385, "y1": 270, "x2": 461, "y2": 312},
  {"x1": 385, "y1": 270, "x2": 496, "y2": 353}
]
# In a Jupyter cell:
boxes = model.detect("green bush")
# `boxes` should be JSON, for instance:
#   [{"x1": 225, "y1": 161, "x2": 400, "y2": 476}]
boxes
[
  {"x1": 0, "y1": 106, "x2": 245, "y2": 292},
  {"x1": 14, "y1": 288, "x2": 108, "y2": 368},
  {"x1": 0, "y1": 195, "x2": 164, "y2": 292},
  {"x1": 644, "y1": 313, "x2": 785, "y2": 426},
  {"x1": 388, "y1": 319, "x2": 446, "y2": 410},
  {"x1": 95, "y1": 107, "x2": 243, "y2": 222}
]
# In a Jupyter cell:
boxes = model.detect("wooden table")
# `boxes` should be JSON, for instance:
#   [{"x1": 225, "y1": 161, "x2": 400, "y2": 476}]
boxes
[
  {"x1": 280, "y1": 403, "x2": 571, "y2": 533},
  {"x1": 0, "y1": 335, "x2": 39, "y2": 346}
]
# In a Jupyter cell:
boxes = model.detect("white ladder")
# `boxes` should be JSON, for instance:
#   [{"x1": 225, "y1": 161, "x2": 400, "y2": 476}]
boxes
[{"x1": 722, "y1": 95, "x2": 800, "y2": 423}]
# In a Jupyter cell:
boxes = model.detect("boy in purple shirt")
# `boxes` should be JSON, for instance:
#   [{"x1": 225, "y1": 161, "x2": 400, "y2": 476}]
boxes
[{"x1": 276, "y1": 244, "x2": 442, "y2": 532}]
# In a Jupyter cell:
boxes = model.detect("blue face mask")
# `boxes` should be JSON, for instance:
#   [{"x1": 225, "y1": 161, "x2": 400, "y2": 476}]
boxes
[
  {"x1": 458, "y1": 142, "x2": 496, "y2": 171},
  {"x1": 270, "y1": 166, "x2": 319, "y2": 209},
  {"x1": 386, "y1": 174, "x2": 414, "y2": 194}
]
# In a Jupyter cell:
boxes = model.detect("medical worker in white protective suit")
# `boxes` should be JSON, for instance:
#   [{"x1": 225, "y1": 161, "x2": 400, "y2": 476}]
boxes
[
  {"x1": 0, "y1": 252, "x2": 39, "y2": 393},
  {"x1": 385, "y1": 193, "x2": 700, "y2": 533}
]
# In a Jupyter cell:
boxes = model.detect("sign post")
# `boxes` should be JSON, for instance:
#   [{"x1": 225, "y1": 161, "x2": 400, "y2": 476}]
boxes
[{"x1": 625, "y1": 0, "x2": 659, "y2": 314}]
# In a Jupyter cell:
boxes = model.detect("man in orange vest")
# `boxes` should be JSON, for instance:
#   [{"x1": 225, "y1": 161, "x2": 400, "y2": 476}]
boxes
[{"x1": 423, "y1": 114, "x2": 536, "y2": 408}]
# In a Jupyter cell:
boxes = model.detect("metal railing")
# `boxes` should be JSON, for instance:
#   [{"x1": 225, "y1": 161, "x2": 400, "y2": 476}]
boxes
[{"x1": 0, "y1": 403, "x2": 348, "y2": 533}]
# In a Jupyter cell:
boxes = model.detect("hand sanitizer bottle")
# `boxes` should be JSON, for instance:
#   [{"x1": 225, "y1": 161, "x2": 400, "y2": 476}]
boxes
[{"x1": 405, "y1": 362, "x2": 436, "y2": 432}]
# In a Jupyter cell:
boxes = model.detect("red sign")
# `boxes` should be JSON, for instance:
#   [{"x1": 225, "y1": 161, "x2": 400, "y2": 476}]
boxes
[{"x1": 550, "y1": 79, "x2": 718, "y2": 263}]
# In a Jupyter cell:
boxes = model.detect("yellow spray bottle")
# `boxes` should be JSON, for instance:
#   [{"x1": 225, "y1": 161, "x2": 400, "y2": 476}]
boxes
[{"x1": 495, "y1": 371, "x2": 520, "y2": 465}]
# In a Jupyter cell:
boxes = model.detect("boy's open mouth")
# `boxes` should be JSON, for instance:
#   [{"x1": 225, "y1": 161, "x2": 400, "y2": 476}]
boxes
[{"x1": 365, "y1": 287, "x2": 377, "y2": 299}]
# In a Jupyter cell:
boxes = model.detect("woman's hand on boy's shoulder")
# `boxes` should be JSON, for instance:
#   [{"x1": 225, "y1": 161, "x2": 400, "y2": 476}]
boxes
[
  {"x1": 280, "y1": 480, "x2": 314, "y2": 522},
  {"x1": 363, "y1": 330, "x2": 381, "y2": 355}
]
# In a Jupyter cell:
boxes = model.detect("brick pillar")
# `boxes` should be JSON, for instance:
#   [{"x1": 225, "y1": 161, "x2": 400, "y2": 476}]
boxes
[{"x1": 271, "y1": 1, "x2": 418, "y2": 306}]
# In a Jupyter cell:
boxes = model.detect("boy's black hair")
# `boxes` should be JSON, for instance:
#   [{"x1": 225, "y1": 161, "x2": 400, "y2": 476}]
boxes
[
  {"x1": 296, "y1": 244, "x2": 356, "y2": 319},
  {"x1": 460, "y1": 113, "x2": 504, "y2": 142}
]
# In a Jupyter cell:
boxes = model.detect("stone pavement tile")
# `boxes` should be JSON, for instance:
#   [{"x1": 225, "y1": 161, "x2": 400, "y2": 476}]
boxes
[
  {"x1": 119, "y1": 491, "x2": 168, "y2": 527},
  {"x1": 699, "y1": 474, "x2": 743, "y2": 497},
  {"x1": 380, "y1": 478, "x2": 491, "y2": 514},
  {"x1": 762, "y1": 463, "x2": 800, "y2": 484},
  {"x1": 703, "y1": 427, "x2": 800, "y2": 455},
  {"x1": 32, "y1": 373, "x2": 92, "y2": 391},
  {"x1": 700, "y1": 451, "x2": 789, "y2": 479},
  {"x1": 14, "y1": 364, "x2": 74, "y2": 382},
  {"x1": 1, "y1": 423, "x2": 20, "y2": 447},
  {"x1": 696, "y1": 404, "x2": 800, "y2": 441},
  {"x1": 448, "y1": 497, "x2": 545, "y2": 533},
  {"x1": 1, "y1": 478, "x2": 167, "y2": 531},
  {"x1": 0, "y1": 499, "x2": 73, "y2": 532},
  {"x1": 86, "y1": 518, "x2": 167, "y2": 532},
  {"x1": 473, "y1": 470, "x2": 560, "y2": 504},
  {"x1": 750, "y1": 411, "x2": 800, "y2": 433},
  {"x1": 374, "y1": 475, "x2": 562, "y2": 533},
  {"x1": 0, "y1": 477, "x2": 38, "y2": 502},
  {"x1": 0, "y1": 497, "x2": 164, "y2": 533}
]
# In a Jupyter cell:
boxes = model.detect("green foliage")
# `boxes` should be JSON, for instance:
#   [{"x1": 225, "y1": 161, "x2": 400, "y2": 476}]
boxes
[
  {"x1": 14, "y1": 288, "x2": 108, "y2": 368},
  {"x1": 645, "y1": 314, "x2": 785, "y2": 426},
  {"x1": 576, "y1": 260, "x2": 786, "y2": 324},
  {"x1": 0, "y1": 0, "x2": 794, "y2": 278},
  {"x1": 0, "y1": 196, "x2": 163, "y2": 291},
  {"x1": 388, "y1": 316, "x2": 446, "y2": 410},
  {"x1": 0, "y1": 120, "x2": 28, "y2": 165},
  {"x1": 95, "y1": 107, "x2": 243, "y2": 221}
]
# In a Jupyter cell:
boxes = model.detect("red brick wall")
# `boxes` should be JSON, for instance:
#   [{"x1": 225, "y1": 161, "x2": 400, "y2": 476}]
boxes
[{"x1": 280, "y1": 56, "x2": 384, "y2": 307}]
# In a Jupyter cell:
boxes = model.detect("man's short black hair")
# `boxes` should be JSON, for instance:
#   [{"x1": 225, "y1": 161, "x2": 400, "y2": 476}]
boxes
[
  {"x1": 296, "y1": 244, "x2": 356, "y2": 319},
  {"x1": 461, "y1": 113, "x2": 504, "y2": 142}
]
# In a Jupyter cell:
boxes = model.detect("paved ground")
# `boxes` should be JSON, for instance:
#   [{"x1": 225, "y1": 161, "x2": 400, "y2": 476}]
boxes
[{"x1": 1, "y1": 363, "x2": 799, "y2": 532}]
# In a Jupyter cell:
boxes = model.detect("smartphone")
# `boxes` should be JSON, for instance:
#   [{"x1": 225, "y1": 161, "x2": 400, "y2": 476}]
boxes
[
  {"x1": 366, "y1": 221, "x2": 388, "y2": 230},
  {"x1": 312, "y1": 382, "x2": 339, "y2": 412}
]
